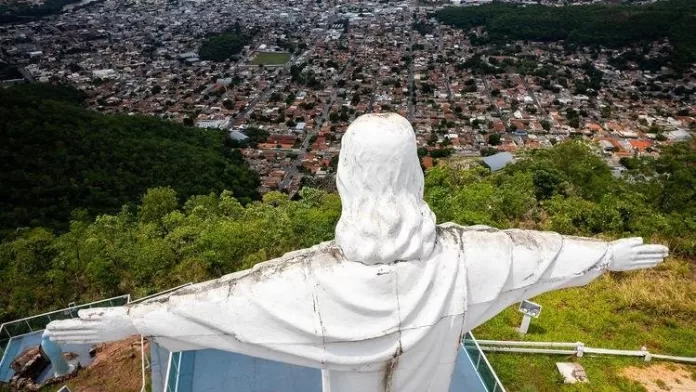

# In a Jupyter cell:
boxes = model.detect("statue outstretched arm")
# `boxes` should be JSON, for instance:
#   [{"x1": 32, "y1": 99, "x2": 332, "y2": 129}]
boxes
[
  {"x1": 443, "y1": 224, "x2": 669, "y2": 331},
  {"x1": 46, "y1": 243, "x2": 337, "y2": 369}
]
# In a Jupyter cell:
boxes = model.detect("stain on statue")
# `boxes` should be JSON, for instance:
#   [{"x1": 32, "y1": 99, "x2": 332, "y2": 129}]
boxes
[{"x1": 46, "y1": 113, "x2": 668, "y2": 392}]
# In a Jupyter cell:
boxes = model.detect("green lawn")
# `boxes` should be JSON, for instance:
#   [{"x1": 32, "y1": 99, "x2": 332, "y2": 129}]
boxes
[
  {"x1": 251, "y1": 51, "x2": 291, "y2": 66},
  {"x1": 474, "y1": 258, "x2": 696, "y2": 391}
]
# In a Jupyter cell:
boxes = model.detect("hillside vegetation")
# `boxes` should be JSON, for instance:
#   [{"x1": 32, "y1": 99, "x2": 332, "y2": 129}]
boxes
[
  {"x1": 435, "y1": 0, "x2": 696, "y2": 72},
  {"x1": 0, "y1": 84, "x2": 260, "y2": 234}
]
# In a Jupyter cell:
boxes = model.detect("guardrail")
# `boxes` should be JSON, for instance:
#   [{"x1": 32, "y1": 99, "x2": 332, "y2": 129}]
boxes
[
  {"x1": 463, "y1": 332, "x2": 507, "y2": 392},
  {"x1": 130, "y1": 283, "x2": 193, "y2": 304},
  {"x1": 0, "y1": 295, "x2": 130, "y2": 359},
  {"x1": 475, "y1": 340, "x2": 696, "y2": 364}
]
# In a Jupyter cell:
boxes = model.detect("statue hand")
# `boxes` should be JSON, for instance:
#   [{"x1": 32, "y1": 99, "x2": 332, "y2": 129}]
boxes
[
  {"x1": 45, "y1": 307, "x2": 138, "y2": 344},
  {"x1": 608, "y1": 237, "x2": 668, "y2": 272}
]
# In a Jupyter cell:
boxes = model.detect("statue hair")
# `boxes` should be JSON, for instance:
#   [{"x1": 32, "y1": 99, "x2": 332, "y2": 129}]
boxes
[{"x1": 335, "y1": 113, "x2": 437, "y2": 265}]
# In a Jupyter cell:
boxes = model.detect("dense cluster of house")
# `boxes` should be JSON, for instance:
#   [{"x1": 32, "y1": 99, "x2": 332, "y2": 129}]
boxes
[{"x1": 1, "y1": 0, "x2": 693, "y2": 194}]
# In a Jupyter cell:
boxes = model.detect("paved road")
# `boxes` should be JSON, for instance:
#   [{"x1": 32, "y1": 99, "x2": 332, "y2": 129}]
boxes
[
  {"x1": 520, "y1": 74, "x2": 547, "y2": 117},
  {"x1": 407, "y1": 36, "x2": 415, "y2": 121},
  {"x1": 278, "y1": 55, "x2": 356, "y2": 193},
  {"x1": 482, "y1": 75, "x2": 508, "y2": 128}
]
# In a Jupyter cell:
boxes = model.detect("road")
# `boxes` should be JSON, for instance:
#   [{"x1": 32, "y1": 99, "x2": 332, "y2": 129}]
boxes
[
  {"x1": 278, "y1": 56, "x2": 355, "y2": 193},
  {"x1": 482, "y1": 75, "x2": 508, "y2": 129},
  {"x1": 407, "y1": 33, "x2": 415, "y2": 122},
  {"x1": 520, "y1": 74, "x2": 547, "y2": 117}
]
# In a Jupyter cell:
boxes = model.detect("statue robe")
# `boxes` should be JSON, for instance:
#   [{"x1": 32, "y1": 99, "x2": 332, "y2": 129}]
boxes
[{"x1": 129, "y1": 224, "x2": 611, "y2": 392}]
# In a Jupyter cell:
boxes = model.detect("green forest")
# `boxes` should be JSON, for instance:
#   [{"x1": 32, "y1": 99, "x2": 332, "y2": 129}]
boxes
[
  {"x1": 435, "y1": 0, "x2": 696, "y2": 72},
  {"x1": 0, "y1": 84, "x2": 260, "y2": 235},
  {"x1": 0, "y1": 0, "x2": 81, "y2": 24},
  {"x1": 198, "y1": 23, "x2": 252, "y2": 62}
]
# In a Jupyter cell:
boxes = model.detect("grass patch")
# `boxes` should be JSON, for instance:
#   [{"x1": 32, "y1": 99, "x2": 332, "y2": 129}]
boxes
[
  {"x1": 474, "y1": 258, "x2": 696, "y2": 391},
  {"x1": 250, "y1": 51, "x2": 291, "y2": 66}
]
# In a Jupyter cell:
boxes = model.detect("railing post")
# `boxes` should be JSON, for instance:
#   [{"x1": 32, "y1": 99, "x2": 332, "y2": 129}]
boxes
[
  {"x1": 642, "y1": 346, "x2": 652, "y2": 362},
  {"x1": 25, "y1": 320, "x2": 32, "y2": 332}
]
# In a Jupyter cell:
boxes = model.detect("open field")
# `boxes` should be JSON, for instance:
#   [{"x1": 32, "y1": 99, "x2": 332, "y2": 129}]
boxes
[
  {"x1": 251, "y1": 51, "x2": 291, "y2": 66},
  {"x1": 475, "y1": 258, "x2": 696, "y2": 392}
]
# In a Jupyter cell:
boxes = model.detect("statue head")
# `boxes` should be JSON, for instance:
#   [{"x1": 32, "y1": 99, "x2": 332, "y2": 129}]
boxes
[{"x1": 335, "y1": 113, "x2": 437, "y2": 265}]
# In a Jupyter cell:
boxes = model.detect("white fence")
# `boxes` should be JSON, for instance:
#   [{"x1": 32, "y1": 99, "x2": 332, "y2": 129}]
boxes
[{"x1": 475, "y1": 339, "x2": 696, "y2": 364}]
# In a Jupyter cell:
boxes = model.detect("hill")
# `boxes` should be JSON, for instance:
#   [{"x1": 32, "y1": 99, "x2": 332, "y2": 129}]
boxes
[{"x1": 0, "y1": 84, "x2": 260, "y2": 234}]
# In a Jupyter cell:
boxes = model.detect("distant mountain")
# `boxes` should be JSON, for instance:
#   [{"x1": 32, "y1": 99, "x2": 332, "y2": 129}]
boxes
[{"x1": 0, "y1": 84, "x2": 260, "y2": 234}]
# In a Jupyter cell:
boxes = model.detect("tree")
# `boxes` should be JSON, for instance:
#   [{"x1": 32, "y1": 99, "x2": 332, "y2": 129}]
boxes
[
  {"x1": 351, "y1": 93, "x2": 360, "y2": 106},
  {"x1": 199, "y1": 30, "x2": 251, "y2": 62},
  {"x1": 139, "y1": 187, "x2": 179, "y2": 223},
  {"x1": 488, "y1": 133, "x2": 502, "y2": 146},
  {"x1": 540, "y1": 120, "x2": 551, "y2": 131},
  {"x1": 532, "y1": 169, "x2": 565, "y2": 200}
]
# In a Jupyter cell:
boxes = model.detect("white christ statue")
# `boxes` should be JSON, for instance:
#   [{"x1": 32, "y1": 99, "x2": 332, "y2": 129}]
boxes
[{"x1": 46, "y1": 113, "x2": 668, "y2": 392}]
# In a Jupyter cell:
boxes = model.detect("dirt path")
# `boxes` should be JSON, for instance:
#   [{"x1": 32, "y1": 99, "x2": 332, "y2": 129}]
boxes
[{"x1": 621, "y1": 364, "x2": 696, "y2": 392}]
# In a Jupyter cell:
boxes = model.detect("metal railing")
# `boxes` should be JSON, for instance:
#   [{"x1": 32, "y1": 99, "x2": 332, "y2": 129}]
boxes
[
  {"x1": 164, "y1": 351, "x2": 183, "y2": 392},
  {"x1": 463, "y1": 332, "x2": 507, "y2": 392},
  {"x1": 0, "y1": 295, "x2": 130, "y2": 359},
  {"x1": 475, "y1": 340, "x2": 696, "y2": 364},
  {"x1": 130, "y1": 283, "x2": 192, "y2": 305}
]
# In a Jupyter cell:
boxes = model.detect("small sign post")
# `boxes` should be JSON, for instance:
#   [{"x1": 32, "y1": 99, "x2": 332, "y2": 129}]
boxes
[{"x1": 517, "y1": 300, "x2": 542, "y2": 334}]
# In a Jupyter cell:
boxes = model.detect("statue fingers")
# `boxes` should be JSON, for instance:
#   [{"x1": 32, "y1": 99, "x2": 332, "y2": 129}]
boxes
[
  {"x1": 616, "y1": 237, "x2": 643, "y2": 246},
  {"x1": 51, "y1": 336, "x2": 102, "y2": 344},
  {"x1": 47, "y1": 319, "x2": 98, "y2": 331},
  {"x1": 77, "y1": 308, "x2": 113, "y2": 320},
  {"x1": 625, "y1": 260, "x2": 662, "y2": 270},
  {"x1": 636, "y1": 244, "x2": 668, "y2": 255},
  {"x1": 48, "y1": 329, "x2": 99, "y2": 337},
  {"x1": 635, "y1": 254, "x2": 667, "y2": 261},
  {"x1": 49, "y1": 334, "x2": 99, "y2": 344}
]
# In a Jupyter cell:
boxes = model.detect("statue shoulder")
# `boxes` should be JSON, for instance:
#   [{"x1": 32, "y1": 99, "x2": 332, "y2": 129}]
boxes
[
  {"x1": 249, "y1": 241, "x2": 342, "y2": 273},
  {"x1": 436, "y1": 222, "x2": 501, "y2": 243},
  {"x1": 139, "y1": 241, "x2": 341, "y2": 305}
]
